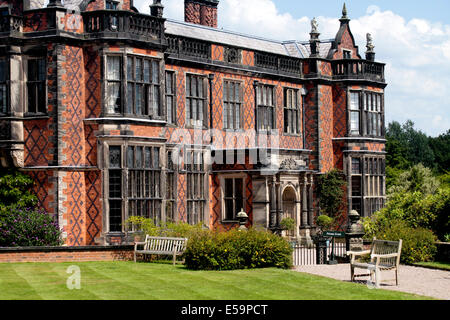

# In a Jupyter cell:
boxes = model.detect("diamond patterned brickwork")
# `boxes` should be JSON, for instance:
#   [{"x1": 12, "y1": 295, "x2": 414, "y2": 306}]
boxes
[
  {"x1": 319, "y1": 61, "x2": 332, "y2": 76},
  {"x1": 23, "y1": 11, "x2": 49, "y2": 32},
  {"x1": 318, "y1": 85, "x2": 334, "y2": 173},
  {"x1": 26, "y1": 170, "x2": 55, "y2": 215},
  {"x1": 333, "y1": 84, "x2": 347, "y2": 138},
  {"x1": 24, "y1": 120, "x2": 54, "y2": 167},
  {"x1": 60, "y1": 46, "x2": 86, "y2": 167},
  {"x1": 62, "y1": 171, "x2": 87, "y2": 246},
  {"x1": 242, "y1": 50, "x2": 254, "y2": 67},
  {"x1": 85, "y1": 171, "x2": 102, "y2": 245},
  {"x1": 212, "y1": 44, "x2": 224, "y2": 61}
]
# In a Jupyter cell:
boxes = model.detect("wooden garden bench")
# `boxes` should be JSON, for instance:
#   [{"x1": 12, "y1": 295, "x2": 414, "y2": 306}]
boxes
[
  {"x1": 347, "y1": 238, "x2": 402, "y2": 287},
  {"x1": 134, "y1": 235, "x2": 188, "y2": 266}
]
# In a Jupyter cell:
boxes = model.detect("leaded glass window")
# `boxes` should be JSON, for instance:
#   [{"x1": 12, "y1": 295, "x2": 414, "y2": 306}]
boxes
[
  {"x1": 165, "y1": 71, "x2": 176, "y2": 124},
  {"x1": 223, "y1": 178, "x2": 244, "y2": 221},
  {"x1": 257, "y1": 85, "x2": 276, "y2": 131},
  {"x1": 284, "y1": 88, "x2": 300, "y2": 135},
  {"x1": 27, "y1": 58, "x2": 46, "y2": 114},
  {"x1": 186, "y1": 149, "x2": 206, "y2": 225},
  {"x1": 186, "y1": 74, "x2": 207, "y2": 127},
  {"x1": 223, "y1": 80, "x2": 242, "y2": 130}
]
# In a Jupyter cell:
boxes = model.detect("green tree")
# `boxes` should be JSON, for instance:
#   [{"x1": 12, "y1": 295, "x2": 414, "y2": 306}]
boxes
[
  {"x1": 429, "y1": 129, "x2": 450, "y2": 173},
  {"x1": 386, "y1": 120, "x2": 435, "y2": 169},
  {"x1": 0, "y1": 169, "x2": 37, "y2": 209},
  {"x1": 315, "y1": 169, "x2": 347, "y2": 218}
]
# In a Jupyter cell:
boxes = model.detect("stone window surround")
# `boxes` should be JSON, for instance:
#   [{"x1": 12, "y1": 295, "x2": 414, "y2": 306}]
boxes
[
  {"x1": 219, "y1": 172, "x2": 247, "y2": 223},
  {"x1": 101, "y1": 139, "x2": 176, "y2": 234},
  {"x1": 222, "y1": 78, "x2": 243, "y2": 131},
  {"x1": 102, "y1": 51, "x2": 166, "y2": 121},
  {"x1": 346, "y1": 154, "x2": 386, "y2": 218},
  {"x1": 283, "y1": 86, "x2": 302, "y2": 136},
  {"x1": 347, "y1": 89, "x2": 385, "y2": 138}
]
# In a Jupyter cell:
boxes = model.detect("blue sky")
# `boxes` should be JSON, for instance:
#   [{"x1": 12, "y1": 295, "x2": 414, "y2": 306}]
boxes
[{"x1": 136, "y1": 0, "x2": 450, "y2": 137}]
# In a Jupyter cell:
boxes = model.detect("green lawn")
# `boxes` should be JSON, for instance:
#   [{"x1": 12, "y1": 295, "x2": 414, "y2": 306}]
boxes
[
  {"x1": 0, "y1": 261, "x2": 433, "y2": 300},
  {"x1": 414, "y1": 261, "x2": 450, "y2": 271}
]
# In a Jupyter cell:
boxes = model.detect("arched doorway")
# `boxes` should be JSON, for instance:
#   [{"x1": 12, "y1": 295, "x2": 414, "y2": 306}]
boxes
[{"x1": 282, "y1": 186, "x2": 297, "y2": 238}]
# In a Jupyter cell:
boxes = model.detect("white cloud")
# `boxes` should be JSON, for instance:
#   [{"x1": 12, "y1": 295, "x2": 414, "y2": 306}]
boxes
[{"x1": 136, "y1": 0, "x2": 450, "y2": 136}]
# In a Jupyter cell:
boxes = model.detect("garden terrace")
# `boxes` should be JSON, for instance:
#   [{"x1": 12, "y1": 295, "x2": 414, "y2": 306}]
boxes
[{"x1": 332, "y1": 59, "x2": 385, "y2": 83}]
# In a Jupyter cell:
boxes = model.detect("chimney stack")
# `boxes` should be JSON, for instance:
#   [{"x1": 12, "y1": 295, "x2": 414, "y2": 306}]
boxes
[{"x1": 185, "y1": 0, "x2": 219, "y2": 28}]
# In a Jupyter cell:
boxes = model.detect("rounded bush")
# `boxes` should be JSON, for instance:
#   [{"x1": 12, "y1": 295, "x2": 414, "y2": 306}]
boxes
[
  {"x1": 0, "y1": 206, "x2": 62, "y2": 247},
  {"x1": 373, "y1": 219, "x2": 437, "y2": 265},
  {"x1": 184, "y1": 229, "x2": 293, "y2": 271}
]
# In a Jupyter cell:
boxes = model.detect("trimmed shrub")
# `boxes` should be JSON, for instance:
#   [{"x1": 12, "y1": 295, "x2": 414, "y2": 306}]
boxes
[
  {"x1": 372, "y1": 219, "x2": 437, "y2": 265},
  {"x1": 316, "y1": 215, "x2": 335, "y2": 232},
  {"x1": 184, "y1": 229, "x2": 293, "y2": 271},
  {"x1": 0, "y1": 206, "x2": 62, "y2": 247}
]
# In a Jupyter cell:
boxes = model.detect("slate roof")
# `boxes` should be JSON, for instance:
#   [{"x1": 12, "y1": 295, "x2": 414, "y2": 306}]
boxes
[{"x1": 165, "y1": 19, "x2": 334, "y2": 59}]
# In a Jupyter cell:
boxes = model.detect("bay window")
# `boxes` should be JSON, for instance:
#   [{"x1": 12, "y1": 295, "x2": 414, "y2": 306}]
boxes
[{"x1": 105, "y1": 54, "x2": 162, "y2": 119}]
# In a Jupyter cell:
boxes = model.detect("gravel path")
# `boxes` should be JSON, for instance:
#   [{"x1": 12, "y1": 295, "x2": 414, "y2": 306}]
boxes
[{"x1": 294, "y1": 264, "x2": 450, "y2": 300}]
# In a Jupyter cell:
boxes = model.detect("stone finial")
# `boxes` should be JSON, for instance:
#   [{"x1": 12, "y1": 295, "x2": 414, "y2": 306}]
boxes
[
  {"x1": 310, "y1": 17, "x2": 320, "y2": 57},
  {"x1": 342, "y1": 3, "x2": 348, "y2": 19},
  {"x1": 366, "y1": 33, "x2": 375, "y2": 51},
  {"x1": 340, "y1": 3, "x2": 350, "y2": 23},
  {"x1": 150, "y1": 0, "x2": 164, "y2": 18},
  {"x1": 311, "y1": 17, "x2": 319, "y2": 34},
  {"x1": 365, "y1": 33, "x2": 376, "y2": 61}
]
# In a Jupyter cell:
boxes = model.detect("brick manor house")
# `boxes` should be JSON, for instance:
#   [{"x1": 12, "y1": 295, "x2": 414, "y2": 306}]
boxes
[{"x1": 0, "y1": 0, "x2": 387, "y2": 246}]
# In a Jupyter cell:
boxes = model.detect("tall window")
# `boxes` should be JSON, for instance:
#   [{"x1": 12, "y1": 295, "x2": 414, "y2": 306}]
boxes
[
  {"x1": 27, "y1": 58, "x2": 46, "y2": 114},
  {"x1": 284, "y1": 88, "x2": 300, "y2": 135},
  {"x1": 126, "y1": 56, "x2": 160, "y2": 117},
  {"x1": 0, "y1": 59, "x2": 7, "y2": 114},
  {"x1": 186, "y1": 74, "x2": 207, "y2": 127},
  {"x1": 106, "y1": 55, "x2": 162, "y2": 118},
  {"x1": 363, "y1": 92, "x2": 383, "y2": 137},
  {"x1": 106, "y1": 56, "x2": 121, "y2": 114},
  {"x1": 165, "y1": 150, "x2": 177, "y2": 222},
  {"x1": 165, "y1": 71, "x2": 176, "y2": 124},
  {"x1": 223, "y1": 80, "x2": 242, "y2": 130},
  {"x1": 349, "y1": 156, "x2": 386, "y2": 217},
  {"x1": 127, "y1": 146, "x2": 162, "y2": 224},
  {"x1": 223, "y1": 177, "x2": 244, "y2": 221},
  {"x1": 108, "y1": 146, "x2": 123, "y2": 232},
  {"x1": 107, "y1": 145, "x2": 163, "y2": 232},
  {"x1": 257, "y1": 85, "x2": 276, "y2": 131},
  {"x1": 364, "y1": 157, "x2": 385, "y2": 216},
  {"x1": 350, "y1": 157, "x2": 362, "y2": 215},
  {"x1": 349, "y1": 91, "x2": 360, "y2": 135},
  {"x1": 186, "y1": 149, "x2": 206, "y2": 225}
]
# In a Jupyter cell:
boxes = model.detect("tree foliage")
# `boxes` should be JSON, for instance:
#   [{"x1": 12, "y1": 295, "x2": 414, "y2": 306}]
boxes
[{"x1": 315, "y1": 169, "x2": 346, "y2": 218}]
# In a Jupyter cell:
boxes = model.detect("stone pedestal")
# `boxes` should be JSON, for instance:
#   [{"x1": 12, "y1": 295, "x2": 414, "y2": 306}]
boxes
[{"x1": 345, "y1": 210, "x2": 365, "y2": 252}]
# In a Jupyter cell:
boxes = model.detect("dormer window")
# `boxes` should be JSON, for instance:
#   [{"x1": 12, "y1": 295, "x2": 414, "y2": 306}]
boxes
[
  {"x1": 106, "y1": 0, "x2": 119, "y2": 10},
  {"x1": 343, "y1": 50, "x2": 352, "y2": 59}
]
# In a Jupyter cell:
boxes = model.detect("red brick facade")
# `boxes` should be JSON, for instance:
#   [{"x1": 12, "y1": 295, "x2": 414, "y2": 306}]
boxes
[{"x1": 0, "y1": 1, "x2": 387, "y2": 245}]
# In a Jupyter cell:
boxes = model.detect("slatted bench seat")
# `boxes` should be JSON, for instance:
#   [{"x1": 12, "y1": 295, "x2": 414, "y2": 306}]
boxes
[
  {"x1": 347, "y1": 238, "x2": 402, "y2": 288},
  {"x1": 134, "y1": 235, "x2": 188, "y2": 266}
]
